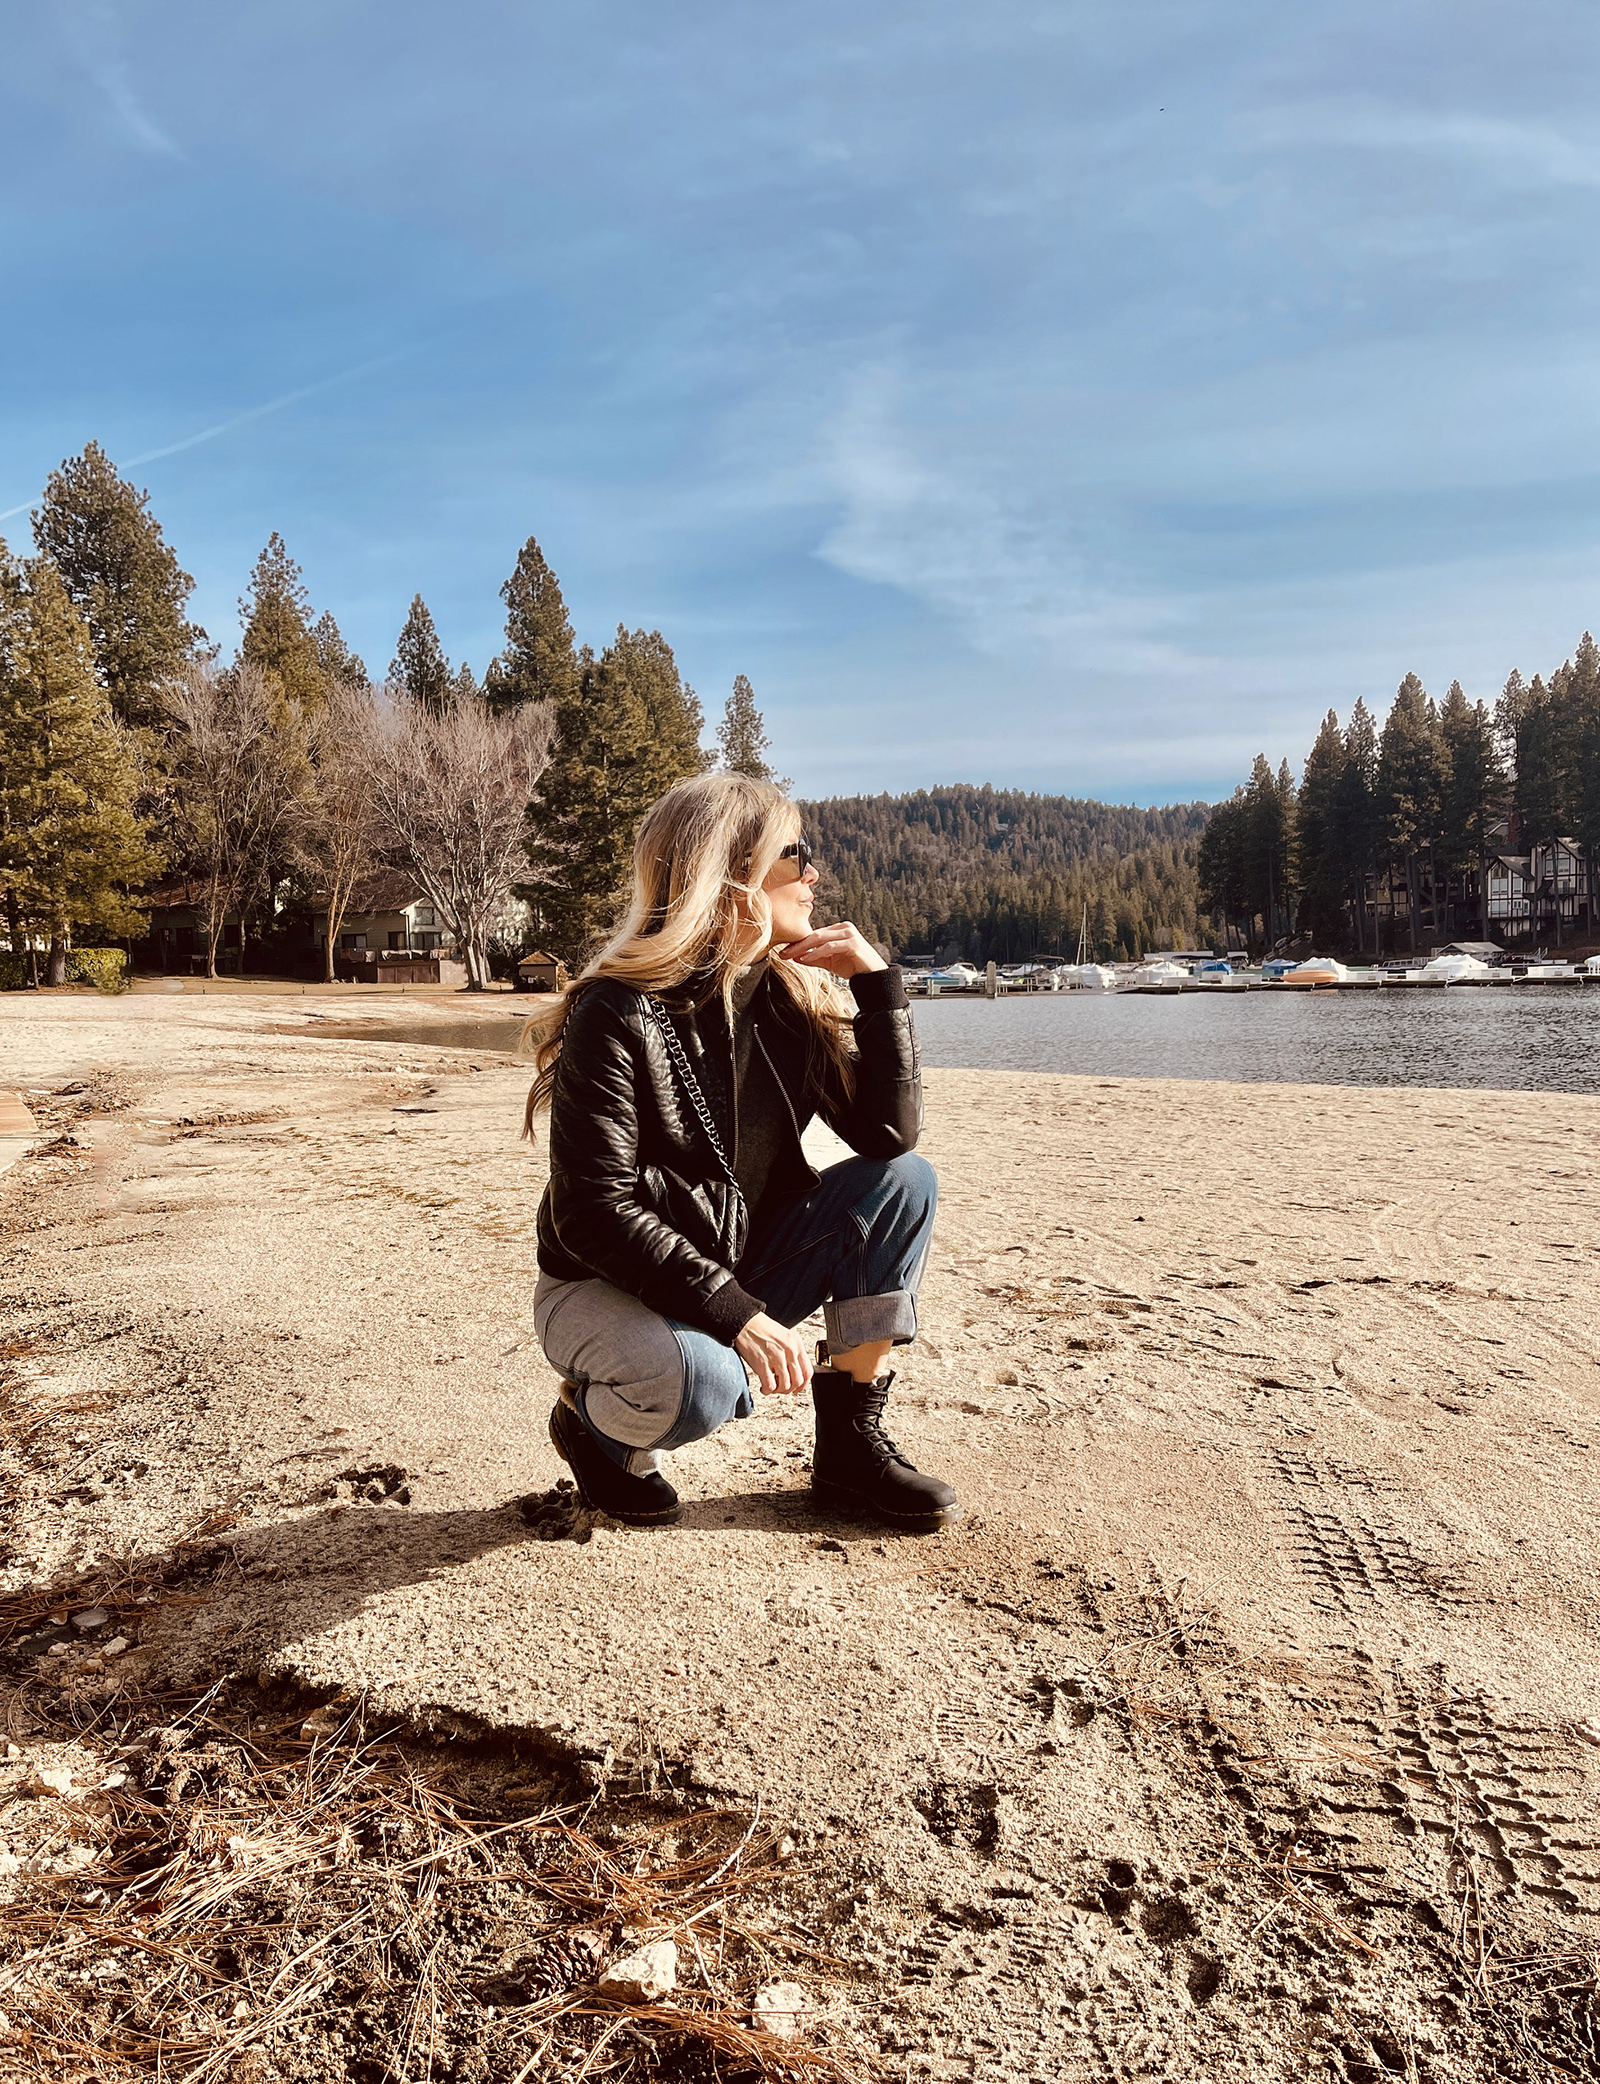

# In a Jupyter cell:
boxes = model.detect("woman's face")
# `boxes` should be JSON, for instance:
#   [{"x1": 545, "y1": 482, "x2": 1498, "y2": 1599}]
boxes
[{"x1": 758, "y1": 834, "x2": 819, "y2": 950}]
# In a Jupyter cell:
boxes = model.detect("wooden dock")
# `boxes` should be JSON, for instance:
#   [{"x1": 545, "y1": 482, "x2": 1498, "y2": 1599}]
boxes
[{"x1": 908, "y1": 971, "x2": 1600, "y2": 998}]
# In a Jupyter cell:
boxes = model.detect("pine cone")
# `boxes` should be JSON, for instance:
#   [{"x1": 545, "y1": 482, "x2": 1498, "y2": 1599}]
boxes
[{"x1": 516, "y1": 1926, "x2": 608, "y2": 1998}]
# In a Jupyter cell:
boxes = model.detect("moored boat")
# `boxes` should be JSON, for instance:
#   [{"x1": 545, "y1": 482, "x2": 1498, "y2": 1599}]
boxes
[{"x1": 1420, "y1": 952, "x2": 1492, "y2": 982}]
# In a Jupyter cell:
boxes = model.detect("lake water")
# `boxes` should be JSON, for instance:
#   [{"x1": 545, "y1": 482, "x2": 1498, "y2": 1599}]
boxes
[
  {"x1": 915, "y1": 988, "x2": 1600, "y2": 1094},
  {"x1": 314, "y1": 986, "x2": 1600, "y2": 1095}
]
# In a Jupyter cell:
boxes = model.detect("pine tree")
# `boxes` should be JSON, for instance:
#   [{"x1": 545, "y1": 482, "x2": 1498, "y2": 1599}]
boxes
[
  {"x1": 1295, "y1": 711, "x2": 1346, "y2": 944},
  {"x1": 450, "y1": 662, "x2": 480, "y2": 704},
  {"x1": 390, "y1": 594, "x2": 454, "y2": 712},
  {"x1": 239, "y1": 534, "x2": 323, "y2": 712},
  {"x1": 1495, "y1": 669, "x2": 1531, "y2": 766},
  {"x1": 718, "y1": 673, "x2": 789, "y2": 786},
  {"x1": 1438, "y1": 681, "x2": 1506, "y2": 938},
  {"x1": 520, "y1": 645, "x2": 649, "y2": 961},
  {"x1": 1565, "y1": 635, "x2": 1600, "y2": 926},
  {"x1": 31, "y1": 442, "x2": 202, "y2": 738},
  {"x1": 484, "y1": 536, "x2": 578, "y2": 712},
  {"x1": 520, "y1": 626, "x2": 708, "y2": 961},
  {"x1": 1197, "y1": 792, "x2": 1252, "y2": 953},
  {"x1": 0, "y1": 550, "x2": 158, "y2": 984},
  {"x1": 1242, "y1": 754, "x2": 1296, "y2": 947},
  {"x1": 1334, "y1": 700, "x2": 1380, "y2": 950},
  {"x1": 607, "y1": 626, "x2": 709, "y2": 787},
  {"x1": 312, "y1": 610, "x2": 368, "y2": 691},
  {"x1": 1376, "y1": 673, "x2": 1445, "y2": 952},
  {"x1": 1513, "y1": 673, "x2": 1567, "y2": 849}
]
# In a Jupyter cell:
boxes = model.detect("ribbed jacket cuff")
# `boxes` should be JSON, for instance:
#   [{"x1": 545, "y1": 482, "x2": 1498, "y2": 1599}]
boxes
[
  {"x1": 700, "y1": 1276, "x2": 766, "y2": 1344},
  {"x1": 850, "y1": 966, "x2": 908, "y2": 1012}
]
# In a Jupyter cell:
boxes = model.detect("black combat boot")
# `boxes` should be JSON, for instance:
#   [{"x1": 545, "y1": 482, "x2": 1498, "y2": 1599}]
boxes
[
  {"x1": 810, "y1": 1370, "x2": 958, "y2": 1532},
  {"x1": 547, "y1": 1400, "x2": 681, "y2": 1527}
]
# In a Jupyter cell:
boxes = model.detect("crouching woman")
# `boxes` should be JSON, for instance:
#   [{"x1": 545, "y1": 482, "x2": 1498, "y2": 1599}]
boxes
[{"x1": 521, "y1": 772, "x2": 956, "y2": 1533}]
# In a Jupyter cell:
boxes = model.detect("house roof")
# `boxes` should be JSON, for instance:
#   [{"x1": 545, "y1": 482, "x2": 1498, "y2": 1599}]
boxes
[
  {"x1": 310, "y1": 871, "x2": 428, "y2": 916},
  {"x1": 517, "y1": 950, "x2": 561, "y2": 970}
]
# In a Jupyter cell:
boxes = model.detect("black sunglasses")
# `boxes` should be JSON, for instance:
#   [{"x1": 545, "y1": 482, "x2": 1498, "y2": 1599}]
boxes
[{"x1": 777, "y1": 838, "x2": 814, "y2": 876}]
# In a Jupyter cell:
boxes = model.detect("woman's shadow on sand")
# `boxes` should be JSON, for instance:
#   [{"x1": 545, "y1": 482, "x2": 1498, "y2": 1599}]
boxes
[{"x1": 11, "y1": 1480, "x2": 858, "y2": 1705}]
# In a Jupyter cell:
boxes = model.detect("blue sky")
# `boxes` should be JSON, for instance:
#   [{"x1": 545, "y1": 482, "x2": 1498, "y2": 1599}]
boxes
[{"x1": 4, "y1": 2, "x2": 1598, "y2": 802}]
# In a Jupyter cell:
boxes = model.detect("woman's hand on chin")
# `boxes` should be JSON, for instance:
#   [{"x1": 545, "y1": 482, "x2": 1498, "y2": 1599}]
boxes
[
  {"x1": 775, "y1": 922, "x2": 887, "y2": 979},
  {"x1": 735, "y1": 1313, "x2": 812, "y2": 1395}
]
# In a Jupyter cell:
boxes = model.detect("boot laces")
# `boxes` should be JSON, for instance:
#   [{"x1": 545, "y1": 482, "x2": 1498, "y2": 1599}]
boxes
[{"x1": 853, "y1": 1382, "x2": 913, "y2": 1470}]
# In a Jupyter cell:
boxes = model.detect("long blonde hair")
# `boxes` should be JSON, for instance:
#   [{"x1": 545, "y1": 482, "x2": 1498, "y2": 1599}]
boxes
[{"x1": 522, "y1": 772, "x2": 855, "y2": 1134}]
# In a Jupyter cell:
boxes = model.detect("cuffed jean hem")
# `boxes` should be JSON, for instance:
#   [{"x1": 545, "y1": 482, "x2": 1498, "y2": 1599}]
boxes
[
  {"x1": 573, "y1": 1387, "x2": 669, "y2": 1476},
  {"x1": 573, "y1": 1342, "x2": 752, "y2": 1470},
  {"x1": 824, "y1": 1289, "x2": 917, "y2": 1353}
]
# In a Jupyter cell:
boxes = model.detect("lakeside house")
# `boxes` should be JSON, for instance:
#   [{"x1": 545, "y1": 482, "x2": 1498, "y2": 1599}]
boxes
[
  {"x1": 309, "y1": 873, "x2": 533, "y2": 983},
  {"x1": 311, "y1": 872, "x2": 454, "y2": 960},
  {"x1": 128, "y1": 871, "x2": 533, "y2": 980},
  {"x1": 1366, "y1": 827, "x2": 1591, "y2": 949}
]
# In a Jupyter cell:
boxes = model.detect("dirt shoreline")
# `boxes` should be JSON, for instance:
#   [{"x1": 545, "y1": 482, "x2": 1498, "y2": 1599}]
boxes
[{"x1": 1, "y1": 991, "x2": 1598, "y2": 2080}]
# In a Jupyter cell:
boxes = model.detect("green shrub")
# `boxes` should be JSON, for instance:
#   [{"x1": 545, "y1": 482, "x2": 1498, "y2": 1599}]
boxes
[
  {"x1": 65, "y1": 947, "x2": 129, "y2": 994},
  {"x1": 0, "y1": 953, "x2": 30, "y2": 991}
]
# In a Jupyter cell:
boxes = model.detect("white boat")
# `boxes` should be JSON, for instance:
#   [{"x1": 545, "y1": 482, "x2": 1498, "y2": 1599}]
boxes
[
  {"x1": 1056, "y1": 904, "x2": 1117, "y2": 990},
  {"x1": 1288, "y1": 956, "x2": 1350, "y2": 984},
  {"x1": 1118, "y1": 958, "x2": 1191, "y2": 989},
  {"x1": 1420, "y1": 952, "x2": 1492, "y2": 981},
  {"x1": 920, "y1": 968, "x2": 977, "y2": 994}
]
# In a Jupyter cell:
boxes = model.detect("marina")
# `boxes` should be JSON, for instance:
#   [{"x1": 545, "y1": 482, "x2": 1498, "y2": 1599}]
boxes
[{"x1": 904, "y1": 949, "x2": 1600, "y2": 996}]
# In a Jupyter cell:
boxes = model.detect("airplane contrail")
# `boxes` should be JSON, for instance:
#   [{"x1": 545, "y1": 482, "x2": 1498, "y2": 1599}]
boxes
[{"x1": 0, "y1": 351, "x2": 408, "y2": 524}]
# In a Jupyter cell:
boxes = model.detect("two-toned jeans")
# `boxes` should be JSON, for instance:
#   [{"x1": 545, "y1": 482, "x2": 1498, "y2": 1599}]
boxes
[{"x1": 533, "y1": 1152, "x2": 937, "y2": 1474}]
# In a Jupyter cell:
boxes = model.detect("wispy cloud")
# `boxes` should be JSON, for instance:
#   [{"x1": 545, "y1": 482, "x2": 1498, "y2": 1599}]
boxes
[
  {"x1": 64, "y1": 0, "x2": 184, "y2": 160},
  {"x1": 1249, "y1": 100, "x2": 1600, "y2": 190},
  {"x1": 0, "y1": 354, "x2": 408, "y2": 523},
  {"x1": 815, "y1": 366, "x2": 1076, "y2": 640}
]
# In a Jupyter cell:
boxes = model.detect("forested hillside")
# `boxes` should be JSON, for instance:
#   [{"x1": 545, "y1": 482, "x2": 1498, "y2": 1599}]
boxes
[{"x1": 797, "y1": 786, "x2": 1212, "y2": 963}]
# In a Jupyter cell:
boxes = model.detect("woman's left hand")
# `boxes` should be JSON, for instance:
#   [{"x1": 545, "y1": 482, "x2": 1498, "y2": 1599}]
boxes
[{"x1": 775, "y1": 922, "x2": 886, "y2": 979}]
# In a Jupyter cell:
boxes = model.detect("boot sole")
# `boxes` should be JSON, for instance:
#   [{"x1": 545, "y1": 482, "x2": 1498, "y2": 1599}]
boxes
[
  {"x1": 810, "y1": 1476, "x2": 958, "y2": 1533},
  {"x1": 547, "y1": 1409, "x2": 682, "y2": 1527}
]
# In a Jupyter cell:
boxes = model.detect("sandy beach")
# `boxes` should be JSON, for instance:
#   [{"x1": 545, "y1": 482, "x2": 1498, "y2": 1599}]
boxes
[{"x1": 2, "y1": 987, "x2": 1598, "y2": 2080}]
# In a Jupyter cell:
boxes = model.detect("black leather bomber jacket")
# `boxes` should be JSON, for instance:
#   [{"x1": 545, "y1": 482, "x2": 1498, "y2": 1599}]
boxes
[{"x1": 535, "y1": 966, "x2": 921, "y2": 1344}]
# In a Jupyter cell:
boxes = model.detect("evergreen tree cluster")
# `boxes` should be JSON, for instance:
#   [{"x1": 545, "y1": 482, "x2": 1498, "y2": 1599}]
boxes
[
  {"x1": 797, "y1": 789, "x2": 1211, "y2": 963},
  {"x1": 0, "y1": 440, "x2": 778, "y2": 979},
  {"x1": 1198, "y1": 638, "x2": 1600, "y2": 955}
]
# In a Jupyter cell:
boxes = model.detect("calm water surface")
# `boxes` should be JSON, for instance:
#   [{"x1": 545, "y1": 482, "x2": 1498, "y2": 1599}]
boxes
[
  {"x1": 319, "y1": 988, "x2": 1600, "y2": 1094},
  {"x1": 914, "y1": 988, "x2": 1600, "y2": 1094}
]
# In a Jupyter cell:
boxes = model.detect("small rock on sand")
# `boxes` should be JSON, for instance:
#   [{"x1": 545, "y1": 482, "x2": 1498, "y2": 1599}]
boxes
[
  {"x1": 752, "y1": 1981, "x2": 809, "y2": 2037},
  {"x1": 597, "y1": 1940, "x2": 676, "y2": 2003},
  {"x1": 24, "y1": 1769, "x2": 74, "y2": 1797}
]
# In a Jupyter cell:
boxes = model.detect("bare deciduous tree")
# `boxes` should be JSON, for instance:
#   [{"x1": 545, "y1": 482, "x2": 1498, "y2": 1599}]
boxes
[
  {"x1": 169, "y1": 661, "x2": 305, "y2": 977},
  {"x1": 293, "y1": 678, "x2": 386, "y2": 982},
  {"x1": 363, "y1": 689, "x2": 554, "y2": 990}
]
